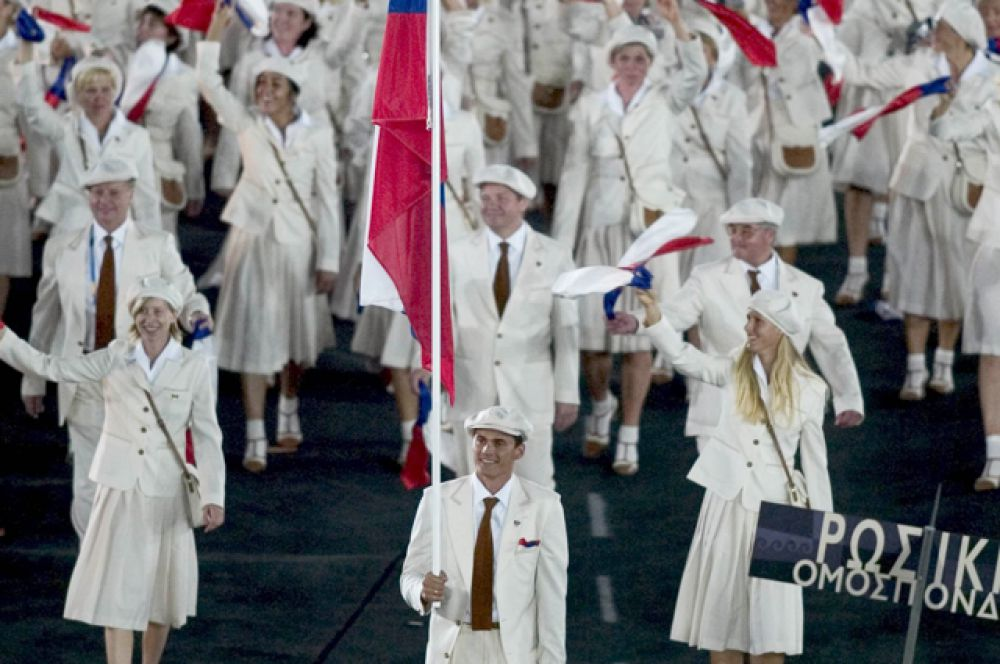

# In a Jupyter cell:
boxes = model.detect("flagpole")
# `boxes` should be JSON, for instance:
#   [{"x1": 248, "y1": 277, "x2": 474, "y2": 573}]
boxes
[{"x1": 427, "y1": 0, "x2": 444, "y2": 577}]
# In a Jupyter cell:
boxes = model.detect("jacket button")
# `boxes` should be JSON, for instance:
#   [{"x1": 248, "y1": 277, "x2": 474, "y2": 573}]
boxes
[
  {"x1": 619, "y1": 176, "x2": 626, "y2": 182},
  {"x1": 272, "y1": 198, "x2": 278, "y2": 204},
  {"x1": 753, "y1": 439, "x2": 759, "y2": 445},
  {"x1": 747, "y1": 461, "x2": 753, "y2": 468},
  {"x1": 497, "y1": 333, "x2": 502, "y2": 338},
  {"x1": 138, "y1": 449, "x2": 145, "y2": 455},
  {"x1": 494, "y1": 360, "x2": 501, "y2": 366},
  {"x1": 141, "y1": 427, "x2": 147, "y2": 433},
  {"x1": 143, "y1": 407, "x2": 149, "y2": 412}
]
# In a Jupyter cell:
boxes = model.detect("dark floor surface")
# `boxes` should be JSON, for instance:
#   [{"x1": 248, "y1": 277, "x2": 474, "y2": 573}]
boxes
[{"x1": 0, "y1": 200, "x2": 997, "y2": 663}]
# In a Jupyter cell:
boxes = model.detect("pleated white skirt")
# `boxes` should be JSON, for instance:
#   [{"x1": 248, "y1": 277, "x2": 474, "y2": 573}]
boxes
[
  {"x1": 670, "y1": 489, "x2": 803, "y2": 656},
  {"x1": 64, "y1": 485, "x2": 198, "y2": 631},
  {"x1": 216, "y1": 228, "x2": 335, "y2": 374}
]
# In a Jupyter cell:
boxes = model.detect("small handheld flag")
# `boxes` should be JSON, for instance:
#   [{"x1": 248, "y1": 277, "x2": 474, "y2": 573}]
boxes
[
  {"x1": 44, "y1": 56, "x2": 76, "y2": 108},
  {"x1": 852, "y1": 76, "x2": 950, "y2": 139},
  {"x1": 33, "y1": 7, "x2": 91, "y2": 32},
  {"x1": 15, "y1": 8, "x2": 45, "y2": 42},
  {"x1": 695, "y1": 0, "x2": 777, "y2": 67},
  {"x1": 400, "y1": 381, "x2": 433, "y2": 490}
]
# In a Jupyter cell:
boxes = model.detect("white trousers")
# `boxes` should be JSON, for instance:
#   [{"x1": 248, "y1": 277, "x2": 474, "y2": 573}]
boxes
[{"x1": 450, "y1": 625, "x2": 507, "y2": 664}]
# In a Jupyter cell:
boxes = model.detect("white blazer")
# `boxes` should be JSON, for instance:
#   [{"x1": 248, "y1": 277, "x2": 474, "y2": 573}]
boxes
[
  {"x1": 448, "y1": 226, "x2": 580, "y2": 425},
  {"x1": 197, "y1": 42, "x2": 342, "y2": 273},
  {"x1": 16, "y1": 67, "x2": 160, "y2": 233},
  {"x1": 643, "y1": 318, "x2": 833, "y2": 512},
  {"x1": 662, "y1": 256, "x2": 863, "y2": 436},
  {"x1": 400, "y1": 474, "x2": 569, "y2": 664},
  {"x1": 21, "y1": 220, "x2": 209, "y2": 423},
  {"x1": 0, "y1": 332, "x2": 225, "y2": 508}
]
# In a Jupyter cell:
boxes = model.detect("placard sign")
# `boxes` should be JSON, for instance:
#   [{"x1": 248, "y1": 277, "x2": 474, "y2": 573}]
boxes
[{"x1": 750, "y1": 502, "x2": 1000, "y2": 623}]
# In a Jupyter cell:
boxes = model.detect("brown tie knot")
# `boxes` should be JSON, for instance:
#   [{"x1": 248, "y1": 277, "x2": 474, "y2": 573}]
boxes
[{"x1": 748, "y1": 269, "x2": 761, "y2": 294}]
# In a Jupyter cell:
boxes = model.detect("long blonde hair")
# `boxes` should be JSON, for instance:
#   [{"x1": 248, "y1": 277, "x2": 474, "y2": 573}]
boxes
[{"x1": 733, "y1": 336, "x2": 816, "y2": 426}]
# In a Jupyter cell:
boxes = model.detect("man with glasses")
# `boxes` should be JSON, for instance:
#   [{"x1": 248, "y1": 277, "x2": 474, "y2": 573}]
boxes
[{"x1": 610, "y1": 198, "x2": 863, "y2": 453}]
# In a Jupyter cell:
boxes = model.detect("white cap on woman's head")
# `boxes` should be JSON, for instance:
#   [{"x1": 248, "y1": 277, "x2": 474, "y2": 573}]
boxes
[
  {"x1": 127, "y1": 276, "x2": 183, "y2": 314},
  {"x1": 464, "y1": 405, "x2": 534, "y2": 442},
  {"x1": 473, "y1": 164, "x2": 537, "y2": 200},
  {"x1": 608, "y1": 25, "x2": 658, "y2": 59},
  {"x1": 719, "y1": 198, "x2": 785, "y2": 227},
  {"x1": 935, "y1": 0, "x2": 987, "y2": 50},
  {"x1": 251, "y1": 57, "x2": 304, "y2": 90},
  {"x1": 748, "y1": 290, "x2": 802, "y2": 339},
  {"x1": 270, "y1": 0, "x2": 321, "y2": 17},
  {"x1": 82, "y1": 158, "x2": 138, "y2": 188}
]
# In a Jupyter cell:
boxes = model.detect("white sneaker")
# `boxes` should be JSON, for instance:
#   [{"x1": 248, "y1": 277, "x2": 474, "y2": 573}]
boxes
[
  {"x1": 272, "y1": 408, "x2": 303, "y2": 453},
  {"x1": 899, "y1": 355, "x2": 928, "y2": 401},
  {"x1": 834, "y1": 272, "x2": 869, "y2": 306},
  {"x1": 582, "y1": 394, "x2": 618, "y2": 459},
  {"x1": 875, "y1": 300, "x2": 903, "y2": 322},
  {"x1": 612, "y1": 441, "x2": 638, "y2": 476},
  {"x1": 243, "y1": 438, "x2": 268, "y2": 473},
  {"x1": 974, "y1": 459, "x2": 1000, "y2": 492},
  {"x1": 928, "y1": 351, "x2": 955, "y2": 395}
]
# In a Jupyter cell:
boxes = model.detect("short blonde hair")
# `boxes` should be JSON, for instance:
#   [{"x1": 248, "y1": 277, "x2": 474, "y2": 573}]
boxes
[
  {"x1": 127, "y1": 296, "x2": 182, "y2": 344},
  {"x1": 73, "y1": 67, "x2": 116, "y2": 96}
]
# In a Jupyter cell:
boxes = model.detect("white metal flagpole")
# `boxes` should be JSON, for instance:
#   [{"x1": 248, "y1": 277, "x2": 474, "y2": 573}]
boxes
[{"x1": 427, "y1": 0, "x2": 444, "y2": 578}]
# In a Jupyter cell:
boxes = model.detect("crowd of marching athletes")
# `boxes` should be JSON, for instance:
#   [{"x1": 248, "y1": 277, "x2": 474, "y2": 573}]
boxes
[{"x1": 0, "y1": 0, "x2": 998, "y2": 661}]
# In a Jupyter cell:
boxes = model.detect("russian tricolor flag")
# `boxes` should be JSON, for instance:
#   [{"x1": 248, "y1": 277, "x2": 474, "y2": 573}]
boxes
[{"x1": 696, "y1": 0, "x2": 777, "y2": 67}]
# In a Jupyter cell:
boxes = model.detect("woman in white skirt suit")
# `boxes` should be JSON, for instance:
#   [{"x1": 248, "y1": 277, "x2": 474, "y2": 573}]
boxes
[
  {"x1": 13, "y1": 41, "x2": 160, "y2": 236},
  {"x1": 200, "y1": 3, "x2": 341, "y2": 473},
  {"x1": 838, "y1": 2, "x2": 998, "y2": 400},
  {"x1": 633, "y1": 287, "x2": 832, "y2": 662},
  {"x1": 552, "y1": 5, "x2": 706, "y2": 476},
  {"x1": 0, "y1": 277, "x2": 225, "y2": 664}
]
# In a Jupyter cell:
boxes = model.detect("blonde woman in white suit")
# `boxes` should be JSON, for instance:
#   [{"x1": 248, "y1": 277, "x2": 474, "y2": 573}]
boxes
[
  {"x1": 636, "y1": 288, "x2": 832, "y2": 663},
  {"x1": 0, "y1": 277, "x2": 225, "y2": 664},
  {"x1": 12, "y1": 40, "x2": 160, "y2": 236},
  {"x1": 200, "y1": 3, "x2": 341, "y2": 472},
  {"x1": 552, "y1": 9, "x2": 705, "y2": 475}
]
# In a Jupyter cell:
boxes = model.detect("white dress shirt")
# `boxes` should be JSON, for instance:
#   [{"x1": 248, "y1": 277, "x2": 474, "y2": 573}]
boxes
[
  {"x1": 85, "y1": 219, "x2": 131, "y2": 351},
  {"x1": 604, "y1": 78, "x2": 652, "y2": 117},
  {"x1": 739, "y1": 252, "x2": 779, "y2": 292},
  {"x1": 263, "y1": 108, "x2": 313, "y2": 149},
  {"x1": 487, "y1": 222, "x2": 528, "y2": 286},
  {"x1": 134, "y1": 338, "x2": 183, "y2": 383},
  {"x1": 470, "y1": 473, "x2": 514, "y2": 622}
]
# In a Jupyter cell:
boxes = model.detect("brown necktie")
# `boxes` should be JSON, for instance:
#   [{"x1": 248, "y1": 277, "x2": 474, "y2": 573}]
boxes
[
  {"x1": 748, "y1": 269, "x2": 761, "y2": 294},
  {"x1": 471, "y1": 496, "x2": 499, "y2": 630},
  {"x1": 94, "y1": 235, "x2": 116, "y2": 350},
  {"x1": 493, "y1": 242, "x2": 510, "y2": 317}
]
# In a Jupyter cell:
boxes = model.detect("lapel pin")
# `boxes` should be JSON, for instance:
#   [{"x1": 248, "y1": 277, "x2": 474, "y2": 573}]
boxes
[{"x1": 513, "y1": 520, "x2": 521, "y2": 526}]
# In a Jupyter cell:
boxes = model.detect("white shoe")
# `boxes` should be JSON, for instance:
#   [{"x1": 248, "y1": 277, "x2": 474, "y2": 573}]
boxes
[
  {"x1": 874, "y1": 300, "x2": 903, "y2": 322},
  {"x1": 974, "y1": 459, "x2": 1000, "y2": 492},
  {"x1": 582, "y1": 394, "x2": 618, "y2": 459},
  {"x1": 928, "y1": 351, "x2": 955, "y2": 395},
  {"x1": 834, "y1": 272, "x2": 869, "y2": 306},
  {"x1": 612, "y1": 441, "x2": 638, "y2": 476},
  {"x1": 243, "y1": 438, "x2": 268, "y2": 473},
  {"x1": 899, "y1": 369, "x2": 928, "y2": 401},
  {"x1": 271, "y1": 408, "x2": 302, "y2": 453}
]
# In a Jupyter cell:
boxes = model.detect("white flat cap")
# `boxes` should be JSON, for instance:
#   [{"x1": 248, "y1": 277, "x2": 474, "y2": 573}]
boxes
[
  {"x1": 473, "y1": 164, "x2": 537, "y2": 200},
  {"x1": 935, "y1": 1, "x2": 987, "y2": 51},
  {"x1": 67, "y1": 56, "x2": 124, "y2": 105},
  {"x1": 719, "y1": 198, "x2": 784, "y2": 227},
  {"x1": 464, "y1": 406, "x2": 534, "y2": 442},
  {"x1": 271, "y1": 0, "x2": 320, "y2": 17},
  {"x1": 82, "y1": 158, "x2": 138, "y2": 188},
  {"x1": 608, "y1": 25, "x2": 658, "y2": 59},
  {"x1": 252, "y1": 56, "x2": 305, "y2": 91},
  {"x1": 127, "y1": 276, "x2": 184, "y2": 314},
  {"x1": 748, "y1": 290, "x2": 802, "y2": 339}
]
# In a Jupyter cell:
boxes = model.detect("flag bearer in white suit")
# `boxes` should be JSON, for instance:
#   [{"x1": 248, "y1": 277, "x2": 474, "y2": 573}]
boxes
[
  {"x1": 636, "y1": 288, "x2": 833, "y2": 660},
  {"x1": 19, "y1": 157, "x2": 211, "y2": 540},
  {"x1": 0, "y1": 277, "x2": 225, "y2": 664},
  {"x1": 551, "y1": 12, "x2": 705, "y2": 476},
  {"x1": 401, "y1": 406, "x2": 569, "y2": 664},
  {"x1": 609, "y1": 199, "x2": 864, "y2": 454},
  {"x1": 436, "y1": 164, "x2": 579, "y2": 488},
  {"x1": 199, "y1": 4, "x2": 342, "y2": 473}
]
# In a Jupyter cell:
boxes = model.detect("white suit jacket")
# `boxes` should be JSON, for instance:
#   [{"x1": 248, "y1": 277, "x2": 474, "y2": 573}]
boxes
[
  {"x1": 643, "y1": 319, "x2": 833, "y2": 512},
  {"x1": 21, "y1": 220, "x2": 209, "y2": 424},
  {"x1": 663, "y1": 256, "x2": 863, "y2": 436},
  {"x1": 16, "y1": 67, "x2": 159, "y2": 233},
  {"x1": 449, "y1": 226, "x2": 580, "y2": 425},
  {"x1": 197, "y1": 42, "x2": 342, "y2": 273},
  {"x1": 1, "y1": 332, "x2": 225, "y2": 507},
  {"x1": 400, "y1": 475, "x2": 568, "y2": 664}
]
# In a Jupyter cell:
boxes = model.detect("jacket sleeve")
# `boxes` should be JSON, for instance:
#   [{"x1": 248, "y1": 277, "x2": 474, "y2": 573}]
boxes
[
  {"x1": 131, "y1": 128, "x2": 162, "y2": 229},
  {"x1": 724, "y1": 93, "x2": 754, "y2": 204},
  {"x1": 400, "y1": 490, "x2": 433, "y2": 616},
  {"x1": 313, "y1": 127, "x2": 343, "y2": 273},
  {"x1": 642, "y1": 317, "x2": 731, "y2": 386},
  {"x1": 22, "y1": 236, "x2": 65, "y2": 397},
  {"x1": 536, "y1": 495, "x2": 569, "y2": 664},
  {"x1": 1, "y1": 330, "x2": 119, "y2": 384},
  {"x1": 803, "y1": 290, "x2": 864, "y2": 417},
  {"x1": 665, "y1": 34, "x2": 708, "y2": 115},
  {"x1": 502, "y1": 47, "x2": 539, "y2": 161},
  {"x1": 15, "y1": 64, "x2": 67, "y2": 143},
  {"x1": 551, "y1": 249, "x2": 580, "y2": 406},
  {"x1": 188, "y1": 355, "x2": 226, "y2": 508},
  {"x1": 198, "y1": 42, "x2": 253, "y2": 194},
  {"x1": 661, "y1": 270, "x2": 707, "y2": 333},
  {"x1": 798, "y1": 378, "x2": 833, "y2": 512},
  {"x1": 551, "y1": 102, "x2": 591, "y2": 251},
  {"x1": 174, "y1": 92, "x2": 206, "y2": 203}
]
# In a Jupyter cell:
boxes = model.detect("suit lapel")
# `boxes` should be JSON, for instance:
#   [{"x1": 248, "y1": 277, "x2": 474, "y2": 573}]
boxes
[
  {"x1": 61, "y1": 228, "x2": 90, "y2": 342},
  {"x1": 446, "y1": 478, "x2": 475, "y2": 590},
  {"x1": 471, "y1": 232, "x2": 500, "y2": 320},
  {"x1": 507, "y1": 227, "x2": 540, "y2": 304}
]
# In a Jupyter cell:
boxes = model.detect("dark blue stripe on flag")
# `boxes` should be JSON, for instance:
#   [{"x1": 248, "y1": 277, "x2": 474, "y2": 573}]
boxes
[
  {"x1": 388, "y1": 0, "x2": 426, "y2": 13},
  {"x1": 918, "y1": 76, "x2": 951, "y2": 97}
]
